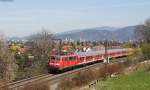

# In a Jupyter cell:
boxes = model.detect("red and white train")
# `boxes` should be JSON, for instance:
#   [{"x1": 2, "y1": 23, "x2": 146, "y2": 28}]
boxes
[{"x1": 48, "y1": 48, "x2": 128, "y2": 72}]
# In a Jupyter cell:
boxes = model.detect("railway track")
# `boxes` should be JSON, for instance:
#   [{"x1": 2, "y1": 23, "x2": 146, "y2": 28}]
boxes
[
  {"x1": 0, "y1": 57, "x2": 127, "y2": 90},
  {"x1": 0, "y1": 74, "x2": 54, "y2": 89}
]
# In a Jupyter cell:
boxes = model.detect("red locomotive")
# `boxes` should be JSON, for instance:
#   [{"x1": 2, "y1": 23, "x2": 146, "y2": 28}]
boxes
[{"x1": 48, "y1": 48, "x2": 128, "y2": 73}]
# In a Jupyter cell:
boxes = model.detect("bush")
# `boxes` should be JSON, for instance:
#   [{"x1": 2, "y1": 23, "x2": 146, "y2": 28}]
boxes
[
  {"x1": 125, "y1": 48, "x2": 143, "y2": 67},
  {"x1": 59, "y1": 69, "x2": 100, "y2": 90},
  {"x1": 141, "y1": 43, "x2": 150, "y2": 59},
  {"x1": 59, "y1": 63, "x2": 125, "y2": 90},
  {"x1": 107, "y1": 63, "x2": 123, "y2": 76}
]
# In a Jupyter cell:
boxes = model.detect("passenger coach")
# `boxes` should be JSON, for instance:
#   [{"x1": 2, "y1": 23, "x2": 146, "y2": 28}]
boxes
[{"x1": 48, "y1": 49, "x2": 128, "y2": 72}]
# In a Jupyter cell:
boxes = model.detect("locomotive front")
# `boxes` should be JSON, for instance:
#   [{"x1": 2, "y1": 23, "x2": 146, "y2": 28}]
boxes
[{"x1": 48, "y1": 55, "x2": 61, "y2": 72}]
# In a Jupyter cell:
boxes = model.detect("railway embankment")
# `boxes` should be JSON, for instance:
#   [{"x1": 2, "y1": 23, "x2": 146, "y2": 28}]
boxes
[
  {"x1": 1, "y1": 58, "x2": 149, "y2": 90},
  {"x1": 81, "y1": 60, "x2": 150, "y2": 90},
  {"x1": 0, "y1": 57, "x2": 126, "y2": 90},
  {"x1": 58, "y1": 58, "x2": 127, "y2": 90}
]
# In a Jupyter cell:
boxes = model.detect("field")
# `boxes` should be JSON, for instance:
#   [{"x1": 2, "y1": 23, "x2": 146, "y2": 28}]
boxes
[{"x1": 96, "y1": 71, "x2": 150, "y2": 90}]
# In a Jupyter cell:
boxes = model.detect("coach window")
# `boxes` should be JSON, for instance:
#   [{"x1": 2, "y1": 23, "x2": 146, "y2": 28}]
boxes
[
  {"x1": 64, "y1": 57, "x2": 68, "y2": 61},
  {"x1": 80, "y1": 57, "x2": 85, "y2": 60},
  {"x1": 90, "y1": 56, "x2": 93, "y2": 59},
  {"x1": 51, "y1": 56, "x2": 60, "y2": 61},
  {"x1": 86, "y1": 56, "x2": 93, "y2": 60},
  {"x1": 69, "y1": 56, "x2": 76, "y2": 60}
]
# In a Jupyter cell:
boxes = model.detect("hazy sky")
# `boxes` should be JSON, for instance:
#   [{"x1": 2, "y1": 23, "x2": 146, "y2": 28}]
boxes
[{"x1": 0, "y1": 0, "x2": 150, "y2": 37}]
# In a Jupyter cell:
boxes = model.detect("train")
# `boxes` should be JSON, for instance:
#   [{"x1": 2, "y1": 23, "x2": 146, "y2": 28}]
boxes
[{"x1": 48, "y1": 48, "x2": 129, "y2": 73}]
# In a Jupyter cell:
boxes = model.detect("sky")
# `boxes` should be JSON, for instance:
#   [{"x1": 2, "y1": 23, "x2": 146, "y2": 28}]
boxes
[{"x1": 0, "y1": 0, "x2": 150, "y2": 37}]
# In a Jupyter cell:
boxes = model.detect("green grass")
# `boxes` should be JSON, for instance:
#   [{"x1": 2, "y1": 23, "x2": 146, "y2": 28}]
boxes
[{"x1": 96, "y1": 71, "x2": 150, "y2": 90}]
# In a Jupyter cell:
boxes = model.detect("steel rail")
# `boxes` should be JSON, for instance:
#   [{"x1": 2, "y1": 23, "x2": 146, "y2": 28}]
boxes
[{"x1": 0, "y1": 74, "x2": 54, "y2": 89}]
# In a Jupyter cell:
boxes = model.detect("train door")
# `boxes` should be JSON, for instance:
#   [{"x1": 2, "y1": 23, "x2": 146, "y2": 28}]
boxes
[
  {"x1": 95, "y1": 55, "x2": 100, "y2": 61},
  {"x1": 62, "y1": 56, "x2": 77, "y2": 68},
  {"x1": 62, "y1": 56, "x2": 68, "y2": 68},
  {"x1": 68, "y1": 56, "x2": 77, "y2": 66}
]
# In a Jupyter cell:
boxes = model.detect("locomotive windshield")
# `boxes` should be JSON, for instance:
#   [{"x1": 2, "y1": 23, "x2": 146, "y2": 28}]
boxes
[{"x1": 51, "y1": 56, "x2": 60, "y2": 60}]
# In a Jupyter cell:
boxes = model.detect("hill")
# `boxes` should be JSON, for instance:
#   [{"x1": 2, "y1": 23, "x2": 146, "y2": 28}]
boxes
[
  {"x1": 8, "y1": 25, "x2": 143, "y2": 42},
  {"x1": 56, "y1": 25, "x2": 142, "y2": 41}
]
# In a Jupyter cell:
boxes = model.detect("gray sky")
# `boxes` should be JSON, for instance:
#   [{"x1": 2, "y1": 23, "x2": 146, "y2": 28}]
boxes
[{"x1": 0, "y1": 0, "x2": 150, "y2": 37}]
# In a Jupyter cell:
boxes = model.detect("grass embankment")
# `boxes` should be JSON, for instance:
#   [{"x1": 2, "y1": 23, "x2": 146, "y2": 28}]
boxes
[{"x1": 96, "y1": 71, "x2": 150, "y2": 90}]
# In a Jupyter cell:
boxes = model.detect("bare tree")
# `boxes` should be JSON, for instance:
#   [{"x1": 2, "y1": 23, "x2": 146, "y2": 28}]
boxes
[
  {"x1": 31, "y1": 30, "x2": 54, "y2": 56},
  {"x1": 136, "y1": 18, "x2": 150, "y2": 43},
  {"x1": 28, "y1": 30, "x2": 54, "y2": 74},
  {"x1": 0, "y1": 35, "x2": 18, "y2": 81},
  {"x1": 135, "y1": 18, "x2": 150, "y2": 59},
  {"x1": 144, "y1": 19, "x2": 150, "y2": 42}
]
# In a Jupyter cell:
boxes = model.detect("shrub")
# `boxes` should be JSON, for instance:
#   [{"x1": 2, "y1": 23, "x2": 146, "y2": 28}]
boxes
[
  {"x1": 141, "y1": 43, "x2": 150, "y2": 60},
  {"x1": 107, "y1": 63, "x2": 123, "y2": 75},
  {"x1": 59, "y1": 62, "x2": 126, "y2": 89},
  {"x1": 126, "y1": 48, "x2": 143, "y2": 67}
]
